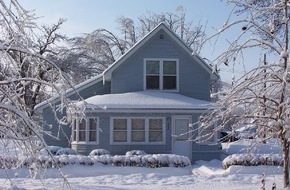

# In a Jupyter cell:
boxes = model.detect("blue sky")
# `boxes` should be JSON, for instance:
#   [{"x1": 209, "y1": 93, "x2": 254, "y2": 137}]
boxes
[
  {"x1": 19, "y1": 0, "x2": 254, "y2": 83},
  {"x1": 20, "y1": 0, "x2": 232, "y2": 36}
]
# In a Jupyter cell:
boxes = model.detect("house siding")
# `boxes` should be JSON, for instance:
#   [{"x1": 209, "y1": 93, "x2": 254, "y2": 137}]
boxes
[
  {"x1": 42, "y1": 80, "x2": 111, "y2": 147},
  {"x1": 42, "y1": 107, "x2": 71, "y2": 148},
  {"x1": 71, "y1": 112, "x2": 221, "y2": 163},
  {"x1": 72, "y1": 112, "x2": 173, "y2": 155},
  {"x1": 111, "y1": 29, "x2": 211, "y2": 101},
  {"x1": 38, "y1": 23, "x2": 221, "y2": 163}
]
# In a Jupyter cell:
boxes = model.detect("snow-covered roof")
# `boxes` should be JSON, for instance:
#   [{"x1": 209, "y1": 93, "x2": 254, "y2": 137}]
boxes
[
  {"x1": 35, "y1": 74, "x2": 103, "y2": 111},
  {"x1": 35, "y1": 22, "x2": 218, "y2": 111},
  {"x1": 76, "y1": 91, "x2": 211, "y2": 111}
]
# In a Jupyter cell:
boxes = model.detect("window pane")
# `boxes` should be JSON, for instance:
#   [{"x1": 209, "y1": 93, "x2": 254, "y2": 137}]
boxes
[
  {"x1": 79, "y1": 119, "x2": 86, "y2": 130},
  {"x1": 146, "y1": 61, "x2": 159, "y2": 74},
  {"x1": 149, "y1": 119, "x2": 162, "y2": 130},
  {"x1": 73, "y1": 119, "x2": 76, "y2": 128},
  {"x1": 132, "y1": 131, "x2": 145, "y2": 142},
  {"x1": 175, "y1": 119, "x2": 189, "y2": 141},
  {"x1": 114, "y1": 119, "x2": 127, "y2": 130},
  {"x1": 113, "y1": 131, "x2": 127, "y2": 142},
  {"x1": 149, "y1": 131, "x2": 163, "y2": 142},
  {"x1": 146, "y1": 76, "x2": 159, "y2": 89},
  {"x1": 163, "y1": 61, "x2": 176, "y2": 74},
  {"x1": 89, "y1": 118, "x2": 97, "y2": 130},
  {"x1": 89, "y1": 131, "x2": 96, "y2": 141},
  {"x1": 72, "y1": 119, "x2": 76, "y2": 141},
  {"x1": 163, "y1": 76, "x2": 176, "y2": 89},
  {"x1": 73, "y1": 130, "x2": 76, "y2": 141},
  {"x1": 132, "y1": 119, "x2": 145, "y2": 130},
  {"x1": 79, "y1": 131, "x2": 86, "y2": 141}
]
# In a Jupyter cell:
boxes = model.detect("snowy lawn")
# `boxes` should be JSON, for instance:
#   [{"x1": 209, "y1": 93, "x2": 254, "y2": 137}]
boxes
[
  {"x1": 0, "y1": 139, "x2": 286, "y2": 189},
  {"x1": 0, "y1": 160, "x2": 284, "y2": 190}
]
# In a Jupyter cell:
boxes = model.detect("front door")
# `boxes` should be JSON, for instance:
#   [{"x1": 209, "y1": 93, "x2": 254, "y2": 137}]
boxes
[{"x1": 172, "y1": 115, "x2": 192, "y2": 160}]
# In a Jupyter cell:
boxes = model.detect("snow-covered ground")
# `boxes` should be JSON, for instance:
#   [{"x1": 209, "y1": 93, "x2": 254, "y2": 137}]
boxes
[
  {"x1": 0, "y1": 160, "x2": 284, "y2": 190},
  {"x1": 0, "y1": 139, "x2": 286, "y2": 190}
]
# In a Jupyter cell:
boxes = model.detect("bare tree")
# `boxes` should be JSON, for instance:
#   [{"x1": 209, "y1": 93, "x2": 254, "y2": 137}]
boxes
[
  {"x1": 63, "y1": 6, "x2": 207, "y2": 83},
  {"x1": 200, "y1": 0, "x2": 290, "y2": 187},
  {"x1": 0, "y1": 1, "x2": 75, "y2": 186}
]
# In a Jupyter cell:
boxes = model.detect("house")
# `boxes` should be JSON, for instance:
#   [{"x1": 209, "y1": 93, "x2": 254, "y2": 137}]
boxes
[{"x1": 36, "y1": 22, "x2": 221, "y2": 162}]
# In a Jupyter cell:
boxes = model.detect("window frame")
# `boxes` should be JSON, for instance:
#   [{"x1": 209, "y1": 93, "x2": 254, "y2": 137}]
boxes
[
  {"x1": 144, "y1": 58, "x2": 179, "y2": 92},
  {"x1": 71, "y1": 117, "x2": 99, "y2": 145},
  {"x1": 110, "y1": 117, "x2": 166, "y2": 145},
  {"x1": 131, "y1": 118, "x2": 146, "y2": 142}
]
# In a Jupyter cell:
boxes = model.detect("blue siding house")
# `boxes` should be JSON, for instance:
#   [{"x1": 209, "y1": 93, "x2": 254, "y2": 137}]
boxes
[{"x1": 36, "y1": 23, "x2": 220, "y2": 162}]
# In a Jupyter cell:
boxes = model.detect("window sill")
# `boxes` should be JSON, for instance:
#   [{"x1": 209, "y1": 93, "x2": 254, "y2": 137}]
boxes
[
  {"x1": 144, "y1": 89, "x2": 179, "y2": 93},
  {"x1": 110, "y1": 142, "x2": 166, "y2": 145},
  {"x1": 71, "y1": 142, "x2": 99, "y2": 145}
]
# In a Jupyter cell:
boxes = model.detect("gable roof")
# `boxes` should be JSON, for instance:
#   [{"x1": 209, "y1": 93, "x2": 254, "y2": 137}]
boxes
[
  {"x1": 35, "y1": 74, "x2": 103, "y2": 111},
  {"x1": 35, "y1": 22, "x2": 219, "y2": 111},
  {"x1": 102, "y1": 22, "x2": 219, "y2": 82}
]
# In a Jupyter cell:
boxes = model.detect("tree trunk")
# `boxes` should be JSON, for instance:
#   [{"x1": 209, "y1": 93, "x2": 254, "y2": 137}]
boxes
[
  {"x1": 282, "y1": 0, "x2": 289, "y2": 188},
  {"x1": 283, "y1": 138, "x2": 289, "y2": 188}
]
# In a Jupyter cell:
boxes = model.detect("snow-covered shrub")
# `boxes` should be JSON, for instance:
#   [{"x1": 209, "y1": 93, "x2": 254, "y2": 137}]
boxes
[
  {"x1": 0, "y1": 156, "x2": 18, "y2": 169},
  {"x1": 89, "y1": 149, "x2": 110, "y2": 156},
  {"x1": 0, "y1": 153, "x2": 190, "y2": 168},
  {"x1": 75, "y1": 155, "x2": 94, "y2": 165},
  {"x1": 222, "y1": 154, "x2": 283, "y2": 169},
  {"x1": 90, "y1": 155, "x2": 112, "y2": 165},
  {"x1": 112, "y1": 155, "x2": 124, "y2": 166},
  {"x1": 125, "y1": 150, "x2": 147, "y2": 156},
  {"x1": 39, "y1": 146, "x2": 62, "y2": 155},
  {"x1": 55, "y1": 148, "x2": 76, "y2": 155}
]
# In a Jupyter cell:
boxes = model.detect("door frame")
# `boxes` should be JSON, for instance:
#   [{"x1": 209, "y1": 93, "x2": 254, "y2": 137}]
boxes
[{"x1": 171, "y1": 115, "x2": 192, "y2": 160}]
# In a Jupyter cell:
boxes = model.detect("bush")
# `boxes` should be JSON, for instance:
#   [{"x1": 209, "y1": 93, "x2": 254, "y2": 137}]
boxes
[
  {"x1": 39, "y1": 146, "x2": 62, "y2": 155},
  {"x1": 222, "y1": 154, "x2": 283, "y2": 169},
  {"x1": 55, "y1": 148, "x2": 76, "y2": 155},
  {"x1": 125, "y1": 150, "x2": 147, "y2": 156},
  {"x1": 0, "y1": 153, "x2": 191, "y2": 169},
  {"x1": 89, "y1": 149, "x2": 110, "y2": 156}
]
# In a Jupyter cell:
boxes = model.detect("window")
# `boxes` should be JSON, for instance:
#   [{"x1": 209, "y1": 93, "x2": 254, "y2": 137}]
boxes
[
  {"x1": 113, "y1": 119, "x2": 127, "y2": 142},
  {"x1": 146, "y1": 61, "x2": 160, "y2": 89},
  {"x1": 79, "y1": 119, "x2": 86, "y2": 141},
  {"x1": 149, "y1": 119, "x2": 163, "y2": 142},
  {"x1": 145, "y1": 59, "x2": 178, "y2": 91},
  {"x1": 72, "y1": 117, "x2": 99, "y2": 144},
  {"x1": 89, "y1": 118, "x2": 97, "y2": 142},
  {"x1": 163, "y1": 61, "x2": 177, "y2": 89},
  {"x1": 111, "y1": 117, "x2": 165, "y2": 144},
  {"x1": 131, "y1": 119, "x2": 145, "y2": 142},
  {"x1": 174, "y1": 118, "x2": 189, "y2": 141},
  {"x1": 72, "y1": 119, "x2": 77, "y2": 141}
]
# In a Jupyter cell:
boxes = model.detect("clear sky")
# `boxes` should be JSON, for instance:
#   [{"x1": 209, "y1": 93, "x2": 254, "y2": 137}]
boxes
[
  {"x1": 20, "y1": 0, "x2": 231, "y2": 36},
  {"x1": 19, "y1": 0, "x2": 255, "y2": 83}
]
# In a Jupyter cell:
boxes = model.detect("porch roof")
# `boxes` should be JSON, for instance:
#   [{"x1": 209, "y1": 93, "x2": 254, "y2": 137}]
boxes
[{"x1": 75, "y1": 91, "x2": 211, "y2": 110}]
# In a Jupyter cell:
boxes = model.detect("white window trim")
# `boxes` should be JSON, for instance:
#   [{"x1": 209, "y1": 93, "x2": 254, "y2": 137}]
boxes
[
  {"x1": 143, "y1": 58, "x2": 179, "y2": 92},
  {"x1": 71, "y1": 117, "x2": 99, "y2": 145},
  {"x1": 110, "y1": 117, "x2": 166, "y2": 145},
  {"x1": 198, "y1": 120, "x2": 217, "y2": 145}
]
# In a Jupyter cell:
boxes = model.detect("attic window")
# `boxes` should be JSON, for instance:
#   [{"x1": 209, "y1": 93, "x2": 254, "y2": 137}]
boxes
[
  {"x1": 144, "y1": 59, "x2": 179, "y2": 91},
  {"x1": 159, "y1": 34, "x2": 164, "y2": 39}
]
